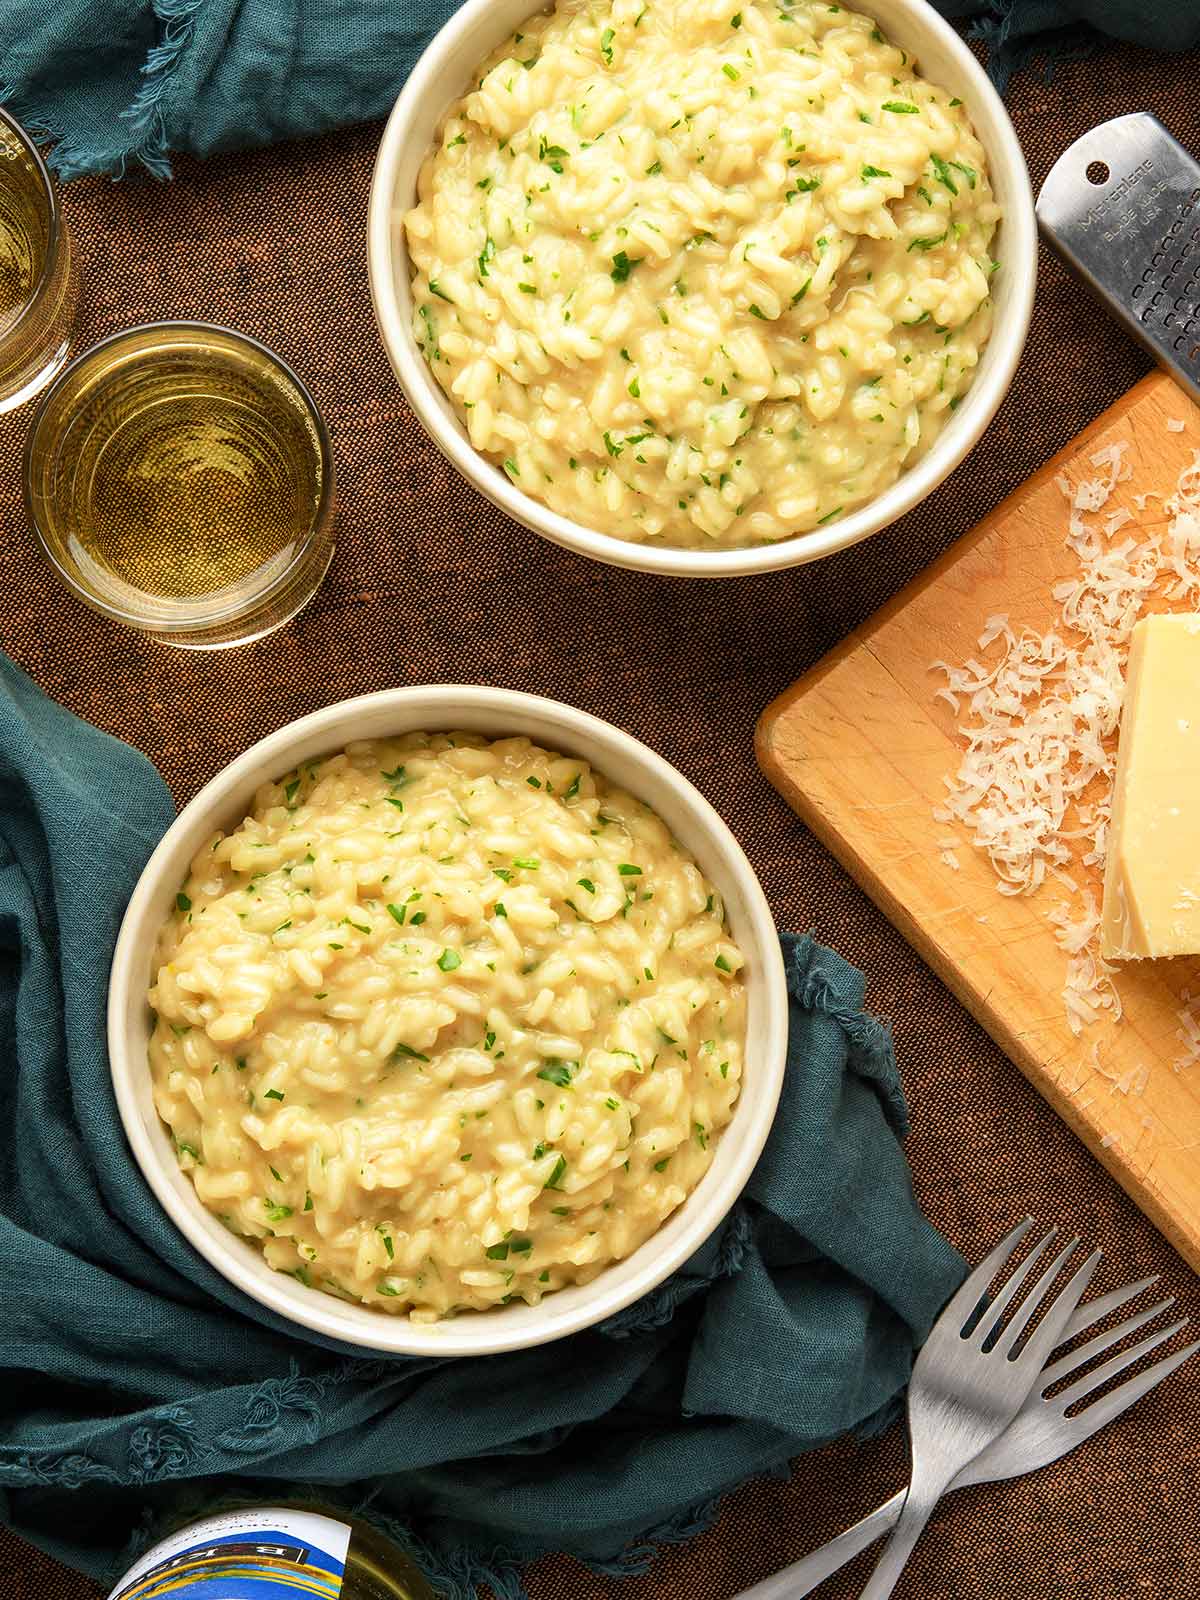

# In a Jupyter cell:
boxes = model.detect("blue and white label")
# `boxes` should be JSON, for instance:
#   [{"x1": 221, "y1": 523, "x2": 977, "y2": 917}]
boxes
[{"x1": 108, "y1": 1509, "x2": 352, "y2": 1600}]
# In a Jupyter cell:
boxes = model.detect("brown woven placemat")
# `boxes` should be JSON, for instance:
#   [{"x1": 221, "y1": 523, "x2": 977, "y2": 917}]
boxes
[{"x1": 4, "y1": 31, "x2": 1200, "y2": 1600}]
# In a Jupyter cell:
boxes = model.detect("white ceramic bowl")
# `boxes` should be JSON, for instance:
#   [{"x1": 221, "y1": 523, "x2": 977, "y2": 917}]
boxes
[
  {"x1": 367, "y1": 0, "x2": 1036, "y2": 579},
  {"x1": 108, "y1": 687, "x2": 789, "y2": 1356}
]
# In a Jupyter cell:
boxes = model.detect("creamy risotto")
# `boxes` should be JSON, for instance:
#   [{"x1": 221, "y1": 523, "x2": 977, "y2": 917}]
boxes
[
  {"x1": 404, "y1": 0, "x2": 1000, "y2": 550},
  {"x1": 148, "y1": 734, "x2": 746, "y2": 1320}
]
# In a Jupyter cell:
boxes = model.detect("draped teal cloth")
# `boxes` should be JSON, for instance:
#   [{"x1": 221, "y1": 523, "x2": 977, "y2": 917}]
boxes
[
  {"x1": 0, "y1": 654, "x2": 964, "y2": 1597},
  {"x1": 0, "y1": 1, "x2": 1194, "y2": 180}
]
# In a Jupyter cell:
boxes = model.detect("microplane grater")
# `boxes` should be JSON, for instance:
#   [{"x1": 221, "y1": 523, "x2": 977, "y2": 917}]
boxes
[{"x1": 1037, "y1": 112, "x2": 1200, "y2": 405}]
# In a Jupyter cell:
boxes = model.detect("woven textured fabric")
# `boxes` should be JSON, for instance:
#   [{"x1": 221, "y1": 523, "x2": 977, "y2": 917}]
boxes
[
  {"x1": 0, "y1": 644, "x2": 963, "y2": 1597},
  {"x1": 0, "y1": 0, "x2": 1197, "y2": 178},
  {"x1": 2, "y1": 26, "x2": 1200, "y2": 1600}
]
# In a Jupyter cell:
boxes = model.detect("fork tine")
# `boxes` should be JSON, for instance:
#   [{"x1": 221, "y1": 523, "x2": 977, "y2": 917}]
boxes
[
  {"x1": 1060, "y1": 1275, "x2": 1160, "y2": 1344},
  {"x1": 971, "y1": 1226, "x2": 1058, "y2": 1346},
  {"x1": 1038, "y1": 1297, "x2": 1176, "y2": 1391},
  {"x1": 1006, "y1": 1246, "x2": 1103, "y2": 1366},
  {"x1": 1064, "y1": 1338, "x2": 1200, "y2": 1434},
  {"x1": 939, "y1": 1216, "x2": 1035, "y2": 1334},
  {"x1": 1052, "y1": 1317, "x2": 1190, "y2": 1411}
]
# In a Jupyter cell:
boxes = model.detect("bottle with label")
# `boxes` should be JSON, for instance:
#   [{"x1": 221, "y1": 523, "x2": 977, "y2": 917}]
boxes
[{"x1": 106, "y1": 1505, "x2": 437, "y2": 1600}]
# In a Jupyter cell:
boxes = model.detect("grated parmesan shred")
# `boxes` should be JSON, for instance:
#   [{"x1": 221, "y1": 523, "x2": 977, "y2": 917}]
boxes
[{"x1": 934, "y1": 446, "x2": 1200, "y2": 1066}]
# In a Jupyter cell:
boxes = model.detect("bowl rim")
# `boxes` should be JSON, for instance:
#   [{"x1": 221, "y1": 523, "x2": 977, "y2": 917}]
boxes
[
  {"x1": 366, "y1": 0, "x2": 1038, "y2": 578},
  {"x1": 108, "y1": 685, "x2": 789, "y2": 1356}
]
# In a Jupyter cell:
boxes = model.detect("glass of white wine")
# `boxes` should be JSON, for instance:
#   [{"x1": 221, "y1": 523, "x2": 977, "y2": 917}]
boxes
[
  {"x1": 0, "y1": 104, "x2": 77, "y2": 410},
  {"x1": 23, "y1": 322, "x2": 335, "y2": 649}
]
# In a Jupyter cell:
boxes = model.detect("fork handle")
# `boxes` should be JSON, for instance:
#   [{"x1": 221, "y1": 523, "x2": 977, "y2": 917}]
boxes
[
  {"x1": 857, "y1": 1472, "x2": 949, "y2": 1600},
  {"x1": 733, "y1": 1491, "x2": 906, "y2": 1599}
]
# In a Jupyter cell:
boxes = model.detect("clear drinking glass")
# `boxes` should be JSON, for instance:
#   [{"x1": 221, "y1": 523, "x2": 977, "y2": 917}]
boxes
[
  {"x1": 23, "y1": 322, "x2": 336, "y2": 649},
  {"x1": 0, "y1": 104, "x2": 77, "y2": 411}
]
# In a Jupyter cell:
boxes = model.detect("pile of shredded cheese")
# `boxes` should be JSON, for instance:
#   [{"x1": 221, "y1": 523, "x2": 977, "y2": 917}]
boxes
[{"x1": 933, "y1": 439, "x2": 1200, "y2": 1065}]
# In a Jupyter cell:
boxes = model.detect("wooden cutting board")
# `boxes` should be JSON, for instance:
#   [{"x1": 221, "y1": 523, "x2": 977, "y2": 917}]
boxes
[{"x1": 757, "y1": 370, "x2": 1200, "y2": 1271}]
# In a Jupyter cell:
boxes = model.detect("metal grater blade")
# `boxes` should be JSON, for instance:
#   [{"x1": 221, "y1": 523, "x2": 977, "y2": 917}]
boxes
[{"x1": 1037, "y1": 112, "x2": 1200, "y2": 404}]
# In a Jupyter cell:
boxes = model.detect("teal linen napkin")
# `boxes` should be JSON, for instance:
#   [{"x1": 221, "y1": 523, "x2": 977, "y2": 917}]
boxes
[
  {"x1": 0, "y1": 654, "x2": 964, "y2": 1599},
  {"x1": 0, "y1": 0, "x2": 1195, "y2": 180}
]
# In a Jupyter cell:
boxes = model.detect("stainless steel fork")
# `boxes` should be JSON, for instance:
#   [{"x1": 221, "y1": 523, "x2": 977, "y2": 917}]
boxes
[
  {"x1": 857, "y1": 1219, "x2": 1101, "y2": 1600},
  {"x1": 735, "y1": 1274, "x2": 1197, "y2": 1599}
]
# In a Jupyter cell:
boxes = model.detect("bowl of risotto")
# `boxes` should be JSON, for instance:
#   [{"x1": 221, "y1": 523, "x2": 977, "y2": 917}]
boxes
[
  {"x1": 108, "y1": 687, "x2": 788, "y2": 1355},
  {"x1": 368, "y1": 0, "x2": 1035, "y2": 577}
]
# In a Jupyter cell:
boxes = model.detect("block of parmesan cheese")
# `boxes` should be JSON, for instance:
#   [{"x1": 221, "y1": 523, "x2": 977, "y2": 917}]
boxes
[{"x1": 1102, "y1": 613, "x2": 1200, "y2": 960}]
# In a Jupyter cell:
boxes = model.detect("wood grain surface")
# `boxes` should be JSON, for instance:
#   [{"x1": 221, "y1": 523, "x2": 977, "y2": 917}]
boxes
[{"x1": 757, "y1": 370, "x2": 1200, "y2": 1271}]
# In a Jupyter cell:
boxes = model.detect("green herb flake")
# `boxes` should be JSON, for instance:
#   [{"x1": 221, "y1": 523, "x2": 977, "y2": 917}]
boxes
[
  {"x1": 861, "y1": 164, "x2": 891, "y2": 179},
  {"x1": 537, "y1": 1060, "x2": 576, "y2": 1087},
  {"x1": 907, "y1": 232, "x2": 947, "y2": 252},
  {"x1": 722, "y1": 62, "x2": 740, "y2": 80},
  {"x1": 437, "y1": 948, "x2": 462, "y2": 972},
  {"x1": 264, "y1": 1200, "x2": 293, "y2": 1221},
  {"x1": 618, "y1": 863, "x2": 643, "y2": 876},
  {"x1": 881, "y1": 100, "x2": 918, "y2": 113},
  {"x1": 930, "y1": 153, "x2": 958, "y2": 195},
  {"x1": 392, "y1": 1042, "x2": 430, "y2": 1063},
  {"x1": 175, "y1": 891, "x2": 191, "y2": 912},
  {"x1": 264, "y1": 1088, "x2": 285, "y2": 1101},
  {"x1": 543, "y1": 1154, "x2": 568, "y2": 1189}
]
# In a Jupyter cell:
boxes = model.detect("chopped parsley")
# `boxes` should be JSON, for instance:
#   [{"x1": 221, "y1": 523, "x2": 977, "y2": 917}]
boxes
[
  {"x1": 175, "y1": 892, "x2": 191, "y2": 912},
  {"x1": 543, "y1": 1154, "x2": 568, "y2": 1189},
  {"x1": 537, "y1": 1060, "x2": 576, "y2": 1087},
  {"x1": 930, "y1": 153, "x2": 958, "y2": 194},
  {"x1": 881, "y1": 100, "x2": 918, "y2": 113}
]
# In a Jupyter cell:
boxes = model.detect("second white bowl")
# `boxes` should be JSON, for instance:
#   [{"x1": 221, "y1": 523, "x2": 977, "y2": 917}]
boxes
[{"x1": 108, "y1": 687, "x2": 789, "y2": 1356}]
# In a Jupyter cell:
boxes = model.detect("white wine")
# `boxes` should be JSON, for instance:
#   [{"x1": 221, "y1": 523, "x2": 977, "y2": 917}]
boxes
[
  {"x1": 0, "y1": 104, "x2": 76, "y2": 410},
  {"x1": 106, "y1": 1506, "x2": 437, "y2": 1600},
  {"x1": 24, "y1": 323, "x2": 335, "y2": 649}
]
